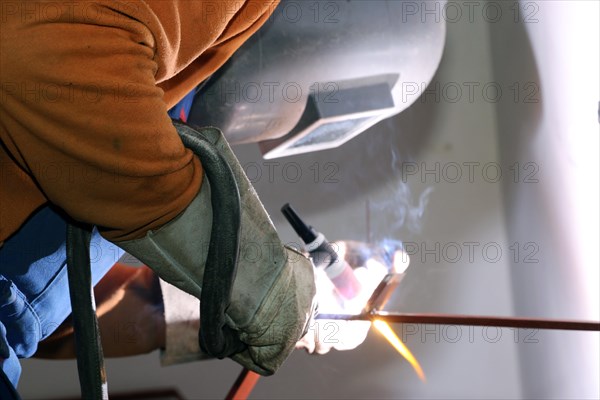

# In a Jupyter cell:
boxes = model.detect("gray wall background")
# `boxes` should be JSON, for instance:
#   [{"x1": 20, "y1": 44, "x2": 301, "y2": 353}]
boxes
[{"x1": 19, "y1": 1, "x2": 599, "y2": 399}]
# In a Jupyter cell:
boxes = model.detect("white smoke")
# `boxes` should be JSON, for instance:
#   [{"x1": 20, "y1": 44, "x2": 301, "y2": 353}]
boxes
[{"x1": 370, "y1": 145, "x2": 434, "y2": 240}]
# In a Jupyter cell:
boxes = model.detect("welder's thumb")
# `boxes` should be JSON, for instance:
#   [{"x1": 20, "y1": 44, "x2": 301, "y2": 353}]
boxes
[
  {"x1": 296, "y1": 319, "x2": 371, "y2": 354},
  {"x1": 230, "y1": 246, "x2": 317, "y2": 372}
]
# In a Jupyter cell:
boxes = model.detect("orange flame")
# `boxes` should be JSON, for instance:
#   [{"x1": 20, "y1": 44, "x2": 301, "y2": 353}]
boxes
[{"x1": 373, "y1": 320, "x2": 426, "y2": 382}]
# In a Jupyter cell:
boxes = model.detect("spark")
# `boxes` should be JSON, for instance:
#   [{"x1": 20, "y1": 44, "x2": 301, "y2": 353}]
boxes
[{"x1": 373, "y1": 320, "x2": 426, "y2": 382}]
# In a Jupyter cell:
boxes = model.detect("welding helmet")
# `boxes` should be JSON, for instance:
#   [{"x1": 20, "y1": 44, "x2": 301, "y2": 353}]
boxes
[{"x1": 187, "y1": 0, "x2": 447, "y2": 159}]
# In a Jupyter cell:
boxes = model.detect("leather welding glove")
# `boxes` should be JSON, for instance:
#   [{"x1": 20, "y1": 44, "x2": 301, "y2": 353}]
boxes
[{"x1": 116, "y1": 123, "x2": 316, "y2": 375}]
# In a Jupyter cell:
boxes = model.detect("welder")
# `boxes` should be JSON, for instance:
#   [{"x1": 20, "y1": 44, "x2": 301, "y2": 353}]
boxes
[{"x1": 0, "y1": 0, "x2": 319, "y2": 395}]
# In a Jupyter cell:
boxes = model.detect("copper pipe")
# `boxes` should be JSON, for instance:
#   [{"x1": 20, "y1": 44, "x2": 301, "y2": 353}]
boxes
[
  {"x1": 225, "y1": 369, "x2": 261, "y2": 400},
  {"x1": 317, "y1": 312, "x2": 600, "y2": 331}
]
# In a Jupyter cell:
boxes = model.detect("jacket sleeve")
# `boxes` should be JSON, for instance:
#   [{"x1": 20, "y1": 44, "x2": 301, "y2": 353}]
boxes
[{"x1": 0, "y1": 2, "x2": 202, "y2": 241}]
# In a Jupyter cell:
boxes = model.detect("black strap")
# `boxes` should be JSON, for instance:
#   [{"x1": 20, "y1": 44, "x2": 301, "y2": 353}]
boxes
[
  {"x1": 66, "y1": 222, "x2": 108, "y2": 400},
  {"x1": 175, "y1": 122, "x2": 246, "y2": 359},
  {"x1": 65, "y1": 123, "x2": 244, "y2": 399}
]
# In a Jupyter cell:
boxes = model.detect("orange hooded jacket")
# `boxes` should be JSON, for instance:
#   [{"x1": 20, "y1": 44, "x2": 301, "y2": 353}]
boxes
[{"x1": 0, "y1": 0, "x2": 279, "y2": 243}]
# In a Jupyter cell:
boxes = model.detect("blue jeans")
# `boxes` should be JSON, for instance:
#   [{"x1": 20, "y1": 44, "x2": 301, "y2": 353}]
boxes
[{"x1": 0, "y1": 206, "x2": 123, "y2": 388}]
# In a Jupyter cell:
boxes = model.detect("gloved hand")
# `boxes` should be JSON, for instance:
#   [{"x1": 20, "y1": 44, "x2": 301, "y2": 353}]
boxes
[
  {"x1": 116, "y1": 123, "x2": 316, "y2": 376},
  {"x1": 297, "y1": 240, "x2": 410, "y2": 354},
  {"x1": 296, "y1": 315, "x2": 371, "y2": 354}
]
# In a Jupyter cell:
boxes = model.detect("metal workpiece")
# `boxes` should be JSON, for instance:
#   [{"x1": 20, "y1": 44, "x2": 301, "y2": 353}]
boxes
[
  {"x1": 317, "y1": 312, "x2": 600, "y2": 332},
  {"x1": 316, "y1": 273, "x2": 600, "y2": 332}
]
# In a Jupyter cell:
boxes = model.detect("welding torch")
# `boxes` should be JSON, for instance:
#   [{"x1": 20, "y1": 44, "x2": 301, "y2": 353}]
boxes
[
  {"x1": 226, "y1": 204, "x2": 365, "y2": 400},
  {"x1": 281, "y1": 203, "x2": 362, "y2": 300},
  {"x1": 226, "y1": 205, "x2": 600, "y2": 400},
  {"x1": 280, "y1": 204, "x2": 600, "y2": 332}
]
